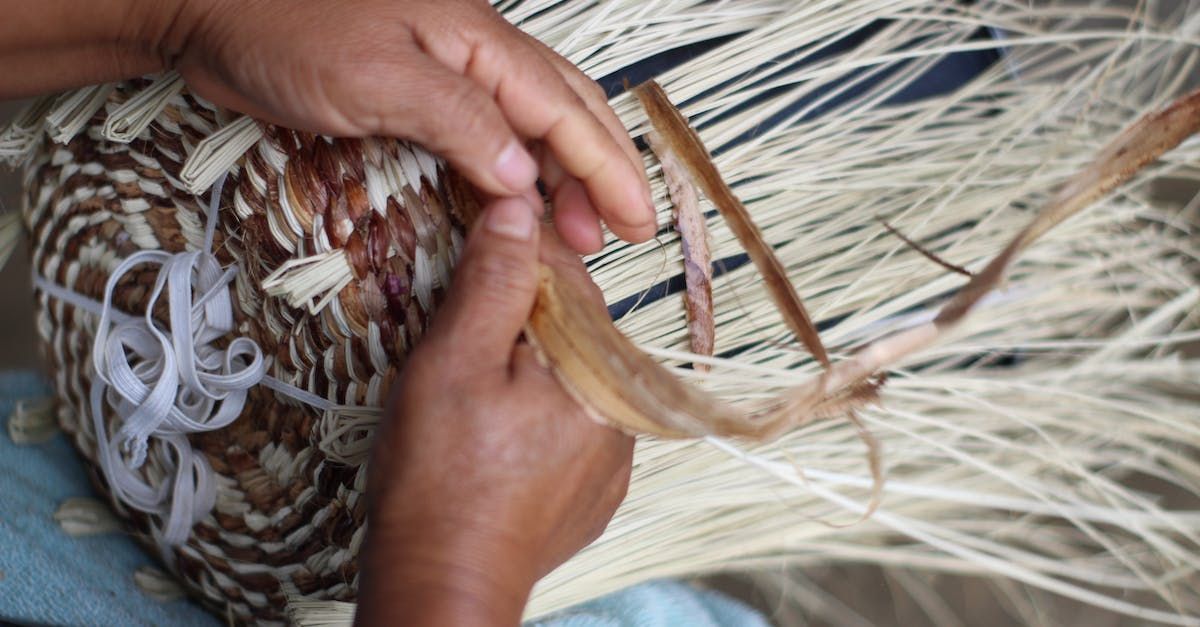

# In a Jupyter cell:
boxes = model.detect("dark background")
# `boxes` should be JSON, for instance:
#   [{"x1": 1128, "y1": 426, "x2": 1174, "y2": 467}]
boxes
[{"x1": 0, "y1": 99, "x2": 38, "y2": 370}]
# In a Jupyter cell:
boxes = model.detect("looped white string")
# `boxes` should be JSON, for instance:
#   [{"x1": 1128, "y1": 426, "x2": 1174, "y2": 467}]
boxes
[
  {"x1": 91, "y1": 173, "x2": 265, "y2": 545},
  {"x1": 35, "y1": 173, "x2": 341, "y2": 548},
  {"x1": 91, "y1": 248, "x2": 264, "y2": 466}
]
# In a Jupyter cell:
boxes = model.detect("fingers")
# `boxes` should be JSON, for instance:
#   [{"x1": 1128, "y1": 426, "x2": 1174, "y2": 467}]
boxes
[
  {"x1": 522, "y1": 186, "x2": 547, "y2": 218},
  {"x1": 374, "y1": 13, "x2": 653, "y2": 245},
  {"x1": 532, "y1": 147, "x2": 602, "y2": 254},
  {"x1": 495, "y1": 51, "x2": 654, "y2": 243},
  {"x1": 432, "y1": 27, "x2": 656, "y2": 243},
  {"x1": 367, "y1": 55, "x2": 539, "y2": 199},
  {"x1": 551, "y1": 179, "x2": 604, "y2": 254},
  {"x1": 537, "y1": 224, "x2": 609, "y2": 311},
  {"x1": 521, "y1": 33, "x2": 648, "y2": 186},
  {"x1": 427, "y1": 197, "x2": 541, "y2": 369},
  {"x1": 478, "y1": 184, "x2": 546, "y2": 220},
  {"x1": 521, "y1": 33, "x2": 653, "y2": 254}
]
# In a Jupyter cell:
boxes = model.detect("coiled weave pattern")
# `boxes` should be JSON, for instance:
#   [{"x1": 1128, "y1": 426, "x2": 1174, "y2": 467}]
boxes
[
  {"x1": 25, "y1": 80, "x2": 460, "y2": 623},
  {"x1": 17, "y1": 4, "x2": 1200, "y2": 623}
]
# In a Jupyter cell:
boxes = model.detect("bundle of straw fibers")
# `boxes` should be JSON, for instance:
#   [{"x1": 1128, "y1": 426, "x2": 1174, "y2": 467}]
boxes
[{"x1": 4, "y1": 0, "x2": 1200, "y2": 624}]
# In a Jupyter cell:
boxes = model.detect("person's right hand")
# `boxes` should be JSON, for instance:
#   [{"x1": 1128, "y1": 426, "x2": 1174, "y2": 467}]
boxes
[
  {"x1": 357, "y1": 196, "x2": 635, "y2": 625},
  {"x1": 161, "y1": 0, "x2": 656, "y2": 253}
]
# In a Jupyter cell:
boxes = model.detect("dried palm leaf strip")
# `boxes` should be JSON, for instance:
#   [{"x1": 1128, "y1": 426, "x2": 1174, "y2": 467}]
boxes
[
  {"x1": 938, "y1": 88, "x2": 1200, "y2": 325},
  {"x1": 455, "y1": 85, "x2": 1200, "y2": 441},
  {"x1": 878, "y1": 219, "x2": 973, "y2": 278},
  {"x1": 646, "y1": 130, "x2": 716, "y2": 371},
  {"x1": 634, "y1": 80, "x2": 832, "y2": 368}
]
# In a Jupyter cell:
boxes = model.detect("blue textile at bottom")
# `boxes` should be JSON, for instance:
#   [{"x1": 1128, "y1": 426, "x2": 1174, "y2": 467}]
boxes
[
  {"x1": 0, "y1": 371, "x2": 218, "y2": 627},
  {"x1": 0, "y1": 371, "x2": 767, "y2": 626},
  {"x1": 530, "y1": 582, "x2": 771, "y2": 627}
]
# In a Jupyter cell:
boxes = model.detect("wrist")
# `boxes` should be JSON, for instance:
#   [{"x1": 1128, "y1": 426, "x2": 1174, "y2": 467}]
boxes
[
  {"x1": 0, "y1": 0, "x2": 194, "y2": 98},
  {"x1": 357, "y1": 515, "x2": 539, "y2": 625}
]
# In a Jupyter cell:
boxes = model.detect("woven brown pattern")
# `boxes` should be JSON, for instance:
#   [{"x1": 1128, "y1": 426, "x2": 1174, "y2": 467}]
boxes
[
  {"x1": 24, "y1": 81, "x2": 461, "y2": 623},
  {"x1": 19, "y1": 7, "x2": 1200, "y2": 621}
]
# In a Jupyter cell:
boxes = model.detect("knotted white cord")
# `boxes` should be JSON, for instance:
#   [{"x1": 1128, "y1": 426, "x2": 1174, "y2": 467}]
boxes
[{"x1": 34, "y1": 173, "x2": 341, "y2": 547}]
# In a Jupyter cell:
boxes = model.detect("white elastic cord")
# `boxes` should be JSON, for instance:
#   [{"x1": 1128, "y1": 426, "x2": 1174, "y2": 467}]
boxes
[{"x1": 34, "y1": 173, "x2": 340, "y2": 547}]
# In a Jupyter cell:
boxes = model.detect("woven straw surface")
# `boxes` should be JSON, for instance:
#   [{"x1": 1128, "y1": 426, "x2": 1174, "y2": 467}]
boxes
[
  {"x1": 19, "y1": 3, "x2": 1200, "y2": 623},
  {"x1": 24, "y1": 81, "x2": 457, "y2": 622}
]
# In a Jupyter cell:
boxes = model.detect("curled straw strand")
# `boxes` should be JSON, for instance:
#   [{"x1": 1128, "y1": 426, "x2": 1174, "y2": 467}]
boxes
[{"x1": 457, "y1": 81, "x2": 1200, "y2": 442}]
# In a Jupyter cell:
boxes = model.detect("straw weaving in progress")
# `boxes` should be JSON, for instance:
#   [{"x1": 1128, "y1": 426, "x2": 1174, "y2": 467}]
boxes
[{"x1": 4, "y1": 0, "x2": 1200, "y2": 624}]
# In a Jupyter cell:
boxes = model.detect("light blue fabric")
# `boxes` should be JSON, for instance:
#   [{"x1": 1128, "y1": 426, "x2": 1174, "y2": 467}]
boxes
[
  {"x1": 0, "y1": 370, "x2": 768, "y2": 626},
  {"x1": 529, "y1": 581, "x2": 771, "y2": 627},
  {"x1": 0, "y1": 371, "x2": 219, "y2": 627}
]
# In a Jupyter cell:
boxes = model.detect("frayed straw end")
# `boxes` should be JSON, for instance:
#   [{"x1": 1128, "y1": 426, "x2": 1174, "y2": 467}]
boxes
[
  {"x1": 316, "y1": 407, "x2": 382, "y2": 466},
  {"x1": 262, "y1": 251, "x2": 355, "y2": 314},
  {"x1": 101, "y1": 73, "x2": 185, "y2": 143},
  {"x1": 0, "y1": 94, "x2": 58, "y2": 167},
  {"x1": 54, "y1": 497, "x2": 122, "y2": 536},
  {"x1": 44, "y1": 85, "x2": 115, "y2": 145},
  {"x1": 285, "y1": 595, "x2": 355, "y2": 627},
  {"x1": 179, "y1": 116, "x2": 262, "y2": 195},
  {"x1": 133, "y1": 566, "x2": 185, "y2": 603},
  {"x1": 7, "y1": 398, "x2": 58, "y2": 444}
]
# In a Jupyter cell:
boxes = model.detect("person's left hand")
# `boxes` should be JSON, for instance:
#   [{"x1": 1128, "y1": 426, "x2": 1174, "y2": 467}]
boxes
[
  {"x1": 356, "y1": 196, "x2": 634, "y2": 626},
  {"x1": 167, "y1": 0, "x2": 655, "y2": 254},
  {"x1": 2, "y1": 0, "x2": 657, "y2": 254}
]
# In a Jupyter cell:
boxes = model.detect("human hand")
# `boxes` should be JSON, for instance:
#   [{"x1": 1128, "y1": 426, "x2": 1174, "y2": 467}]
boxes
[
  {"x1": 163, "y1": 0, "x2": 654, "y2": 254},
  {"x1": 356, "y1": 197, "x2": 635, "y2": 625}
]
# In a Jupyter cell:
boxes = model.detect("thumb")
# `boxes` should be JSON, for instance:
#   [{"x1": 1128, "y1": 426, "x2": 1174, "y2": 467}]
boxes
[{"x1": 430, "y1": 197, "x2": 541, "y2": 368}]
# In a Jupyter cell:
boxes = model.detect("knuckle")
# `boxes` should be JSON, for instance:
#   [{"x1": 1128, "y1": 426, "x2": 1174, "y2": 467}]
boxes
[{"x1": 423, "y1": 84, "x2": 496, "y2": 151}]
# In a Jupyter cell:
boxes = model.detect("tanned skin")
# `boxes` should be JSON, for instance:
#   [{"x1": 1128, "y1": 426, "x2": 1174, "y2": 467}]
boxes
[{"x1": 1, "y1": 1, "x2": 648, "y2": 623}]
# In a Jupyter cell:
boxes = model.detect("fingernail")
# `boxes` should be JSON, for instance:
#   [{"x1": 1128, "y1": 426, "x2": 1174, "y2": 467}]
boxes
[
  {"x1": 494, "y1": 141, "x2": 538, "y2": 192},
  {"x1": 485, "y1": 198, "x2": 536, "y2": 241}
]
